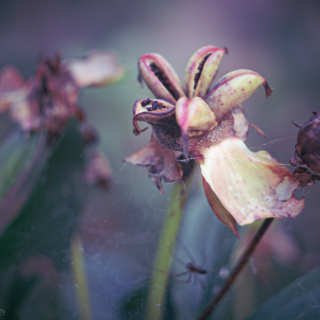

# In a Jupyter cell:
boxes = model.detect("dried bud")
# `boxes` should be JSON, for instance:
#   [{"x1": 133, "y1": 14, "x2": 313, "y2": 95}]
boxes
[
  {"x1": 291, "y1": 111, "x2": 320, "y2": 173},
  {"x1": 138, "y1": 54, "x2": 185, "y2": 104},
  {"x1": 204, "y1": 69, "x2": 273, "y2": 121},
  {"x1": 184, "y1": 46, "x2": 227, "y2": 99}
]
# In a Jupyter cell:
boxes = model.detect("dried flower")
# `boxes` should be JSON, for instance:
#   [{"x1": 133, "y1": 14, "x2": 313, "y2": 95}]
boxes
[
  {"x1": 125, "y1": 46, "x2": 304, "y2": 236},
  {"x1": 0, "y1": 50, "x2": 123, "y2": 133}
]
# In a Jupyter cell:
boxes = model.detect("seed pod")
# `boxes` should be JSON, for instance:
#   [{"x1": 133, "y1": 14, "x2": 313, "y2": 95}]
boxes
[
  {"x1": 132, "y1": 98, "x2": 176, "y2": 135},
  {"x1": 138, "y1": 54, "x2": 185, "y2": 104},
  {"x1": 184, "y1": 46, "x2": 227, "y2": 99},
  {"x1": 204, "y1": 69, "x2": 273, "y2": 121},
  {"x1": 175, "y1": 97, "x2": 217, "y2": 137},
  {"x1": 291, "y1": 111, "x2": 320, "y2": 173}
]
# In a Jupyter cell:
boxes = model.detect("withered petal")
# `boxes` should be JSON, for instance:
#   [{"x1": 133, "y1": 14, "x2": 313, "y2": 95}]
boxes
[
  {"x1": 124, "y1": 132, "x2": 183, "y2": 194},
  {"x1": 198, "y1": 136, "x2": 304, "y2": 226}
]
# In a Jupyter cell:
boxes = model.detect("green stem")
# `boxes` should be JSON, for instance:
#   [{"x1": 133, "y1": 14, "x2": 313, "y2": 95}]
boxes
[
  {"x1": 146, "y1": 172, "x2": 194, "y2": 320},
  {"x1": 71, "y1": 235, "x2": 92, "y2": 320}
]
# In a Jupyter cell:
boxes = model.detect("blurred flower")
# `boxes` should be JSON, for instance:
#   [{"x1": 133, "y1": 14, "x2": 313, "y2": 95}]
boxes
[
  {"x1": 125, "y1": 46, "x2": 304, "y2": 236},
  {"x1": 0, "y1": 50, "x2": 123, "y2": 133},
  {"x1": 84, "y1": 150, "x2": 112, "y2": 189}
]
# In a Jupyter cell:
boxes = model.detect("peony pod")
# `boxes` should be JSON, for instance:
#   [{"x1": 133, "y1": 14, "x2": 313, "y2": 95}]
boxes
[
  {"x1": 184, "y1": 46, "x2": 227, "y2": 99},
  {"x1": 138, "y1": 54, "x2": 185, "y2": 104},
  {"x1": 204, "y1": 69, "x2": 273, "y2": 121}
]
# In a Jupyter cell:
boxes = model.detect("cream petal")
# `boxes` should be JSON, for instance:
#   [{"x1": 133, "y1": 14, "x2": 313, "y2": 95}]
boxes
[{"x1": 198, "y1": 136, "x2": 304, "y2": 225}]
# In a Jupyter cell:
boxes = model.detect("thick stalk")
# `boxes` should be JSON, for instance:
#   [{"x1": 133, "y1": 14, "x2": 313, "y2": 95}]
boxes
[
  {"x1": 71, "y1": 235, "x2": 92, "y2": 320},
  {"x1": 198, "y1": 218, "x2": 274, "y2": 320},
  {"x1": 146, "y1": 172, "x2": 194, "y2": 320}
]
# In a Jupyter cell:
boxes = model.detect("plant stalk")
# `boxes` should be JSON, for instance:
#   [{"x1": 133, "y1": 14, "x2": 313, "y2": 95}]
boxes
[
  {"x1": 198, "y1": 218, "x2": 274, "y2": 320},
  {"x1": 71, "y1": 235, "x2": 92, "y2": 320},
  {"x1": 146, "y1": 172, "x2": 194, "y2": 320}
]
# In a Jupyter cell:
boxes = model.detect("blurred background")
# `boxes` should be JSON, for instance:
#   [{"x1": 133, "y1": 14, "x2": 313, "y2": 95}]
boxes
[{"x1": 0, "y1": 0, "x2": 320, "y2": 319}]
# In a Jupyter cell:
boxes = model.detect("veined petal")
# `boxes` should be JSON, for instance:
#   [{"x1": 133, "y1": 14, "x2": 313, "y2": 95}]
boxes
[
  {"x1": 138, "y1": 54, "x2": 185, "y2": 104},
  {"x1": 205, "y1": 69, "x2": 273, "y2": 121},
  {"x1": 198, "y1": 136, "x2": 304, "y2": 226},
  {"x1": 64, "y1": 50, "x2": 123, "y2": 88},
  {"x1": 184, "y1": 46, "x2": 227, "y2": 99},
  {"x1": 124, "y1": 132, "x2": 183, "y2": 194}
]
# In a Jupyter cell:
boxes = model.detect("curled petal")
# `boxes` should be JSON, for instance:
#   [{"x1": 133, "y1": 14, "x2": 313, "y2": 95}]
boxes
[
  {"x1": 138, "y1": 54, "x2": 185, "y2": 104},
  {"x1": 198, "y1": 136, "x2": 304, "y2": 225},
  {"x1": 132, "y1": 98, "x2": 176, "y2": 135},
  {"x1": 65, "y1": 50, "x2": 123, "y2": 88},
  {"x1": 205, "y1": 69, "x2": 273, "y2": 121},
  {"x1": 124, "y1": 132, "x2": 183, "y2": 194},
  {"x1": 184, "y1": 46, "x2": 227, "y2": 99}
]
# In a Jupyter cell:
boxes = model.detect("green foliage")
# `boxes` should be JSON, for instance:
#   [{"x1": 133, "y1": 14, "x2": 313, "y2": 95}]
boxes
[
  {"x1": 0, "y1": 120, "x2": 85, "y2": 318},
  {"x1": 246, "y1": 266, "x2": 320, "y2": 320}
]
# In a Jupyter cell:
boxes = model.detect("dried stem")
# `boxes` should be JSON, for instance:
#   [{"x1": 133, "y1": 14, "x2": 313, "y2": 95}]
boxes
[
  {"x1": 146, "y1": 170, "x2": 194, "y2": 320},
  {"x1": 198, "y1": 218, "x2": 274, "y2": 320}
]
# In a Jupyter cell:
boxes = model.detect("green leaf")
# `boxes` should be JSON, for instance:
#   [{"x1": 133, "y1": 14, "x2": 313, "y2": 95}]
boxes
[
  {"x1": 0, "y1": 130, "x2": 50, "y2": 235},
  {"x1": 246, "y1": 266, "x2": 320, "y2": 320},
  {"x1": 0, "y1": 120, "x2": 85, "y2": 269}
]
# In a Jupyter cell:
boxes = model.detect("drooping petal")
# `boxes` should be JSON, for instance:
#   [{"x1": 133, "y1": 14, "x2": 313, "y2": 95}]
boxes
[
  {"x1": 124, "y1": 132, "x2": 183, "y2": 194},
  {"x1": 202, "y1": 176, "x2": 239, "y2": 237},
  {"x1": 204, "y1": 69, "x2": 273, "y2": 121},
  {"x1": 198, "y1": 136, "x2": 304, "y2": 226},
  {"x1": 138, "y1": 54, "x2": 185, "y2": 104},
  {"x1": 184, "y1": 46, "x2": 227, "y2": 99},
  {"x1": 64, "y1": 50, "x2": 123, "y2": 88}
]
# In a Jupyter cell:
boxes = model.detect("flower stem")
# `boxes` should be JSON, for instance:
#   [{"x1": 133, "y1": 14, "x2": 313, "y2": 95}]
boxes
[
  {"x1": 146, "y1": 173, "x2": 194, "y2": 320},
  {"x1": 71, "y1": 235, "x2": 92, "y2": 320},
  {"x1": 198, "y1": 218, "x2": 274, "y2": 320}
]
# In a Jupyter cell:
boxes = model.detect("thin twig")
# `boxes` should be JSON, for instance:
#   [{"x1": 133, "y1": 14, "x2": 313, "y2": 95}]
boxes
[{"x1": 198, "y1": 218, "x2": 274, "y2": 320}]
